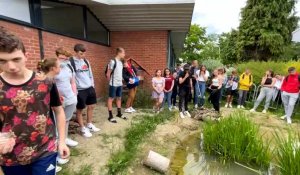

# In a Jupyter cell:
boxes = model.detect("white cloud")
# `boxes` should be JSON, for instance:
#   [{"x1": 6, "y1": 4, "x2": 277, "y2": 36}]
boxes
[{"x1": 192, "y1": 0, "x2": 300, "y2": 34}]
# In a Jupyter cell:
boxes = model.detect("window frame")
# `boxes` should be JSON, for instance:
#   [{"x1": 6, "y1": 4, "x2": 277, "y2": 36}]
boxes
[{"x1": 0, "y1": 0, "x2": 110, "y2": 46}]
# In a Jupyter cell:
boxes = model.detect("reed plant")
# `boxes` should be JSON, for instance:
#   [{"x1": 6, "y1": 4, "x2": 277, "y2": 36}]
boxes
[
  {"x1": 274, "y1": 132, "x2": 300, "y2": 175},
  {"x1": 202, "y1": 112, "x2": 271, "y2": 169}
]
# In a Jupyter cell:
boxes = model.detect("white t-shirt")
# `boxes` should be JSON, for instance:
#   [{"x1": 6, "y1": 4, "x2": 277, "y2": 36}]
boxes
[
  {"x1": 196, "y1": 70, "x2": 210, "y2": 82},
  {"x1": 274, "y1": 78, "x2": 284, "y2": 89}
]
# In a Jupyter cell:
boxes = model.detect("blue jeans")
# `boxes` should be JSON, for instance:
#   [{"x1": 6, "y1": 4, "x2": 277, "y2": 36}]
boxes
[
  {"x1": 194, "y1": 82, "x2": 199, "y2": 105},
  {"x1": 2, "y1": 153, "x2": 58, "y2": 175},
  {"x1": 162, "y1": 91, "x2": 172, "y2": 108},
  {"x1": 197, "y1": 81, "x2": 206, "y2": 107}
]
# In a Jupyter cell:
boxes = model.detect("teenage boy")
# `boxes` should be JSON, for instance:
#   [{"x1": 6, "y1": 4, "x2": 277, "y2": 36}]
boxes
[
  {"x1": 106, "y1": 48, "x2": 125, "y2": 123},
  {"x1": 70, "y1": 44, "x2": 100, "y2": 138},
  {"x1": 237, "y1": 68, "x2": 253, "y2": 109},
  {"x1": 280, "y1": 67, "x2": 300, "y2": 124},
  {"x1": 0, "y1": 28, "x2": 69, "y2": 175}
]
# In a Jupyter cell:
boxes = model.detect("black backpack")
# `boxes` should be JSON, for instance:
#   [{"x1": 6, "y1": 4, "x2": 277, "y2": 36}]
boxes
[
  {"x1": 104, "y1": 58, "x2": 117, "y2": 76},
  {"x1": 69, "y1": 57, "x2": 90, "y2": 72}
]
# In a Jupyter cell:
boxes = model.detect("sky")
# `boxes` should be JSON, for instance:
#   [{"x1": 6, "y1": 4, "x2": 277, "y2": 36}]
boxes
[{"x1": 192, "y1": 0, "x2": 300, "y2": 34}]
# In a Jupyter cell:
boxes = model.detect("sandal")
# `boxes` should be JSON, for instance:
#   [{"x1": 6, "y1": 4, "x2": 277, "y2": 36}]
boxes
[
  {"x1": 117, "y1": 114, "x2": 127, "y2": 120},
  {"x1": 108, "y1": 118, "x2": 117, "y2": 123}
]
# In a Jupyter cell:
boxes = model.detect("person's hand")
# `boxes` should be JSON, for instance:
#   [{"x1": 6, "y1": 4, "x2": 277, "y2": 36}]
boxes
[
  {"x1": 59, "y1": 96, "x2": 64, "y2": 103},
  {"x1": 184, "y1": 72, "x2": 189, "y2": 78},
  {"x1": 0, "y1": 137, "x2": 15, "y2": 154},
  {"x1": 129, "y1": 78, "x2": 134, "y2": 84},
  {"x1": 58, "y1": 142, "x2": 70, "y2": 159}
]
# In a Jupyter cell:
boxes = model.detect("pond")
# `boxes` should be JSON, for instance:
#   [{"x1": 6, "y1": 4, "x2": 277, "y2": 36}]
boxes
[{"x1": 170, "y1": 132, "x2": 264, "y2": 175}]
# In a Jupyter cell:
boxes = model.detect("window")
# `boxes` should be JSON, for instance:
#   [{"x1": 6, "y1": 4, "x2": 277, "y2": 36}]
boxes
[
  {"x1": 0, "y1": 0, "x2": 31, "y2": 23},
  {"x1": 41, "y1": 1, "x2": 84, "y2": 38},
  {"x1": 86, "y1": 10, "x2": 108, "y2": 44}
]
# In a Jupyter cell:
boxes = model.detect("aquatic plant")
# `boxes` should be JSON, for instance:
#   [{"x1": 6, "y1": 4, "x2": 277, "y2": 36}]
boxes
[{"x1": 202, "y1": 112, "x2": 271, "y2": 169}]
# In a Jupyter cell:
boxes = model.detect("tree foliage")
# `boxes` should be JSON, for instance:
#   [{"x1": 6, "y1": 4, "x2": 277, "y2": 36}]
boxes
[
  {"x1": 237, "y1": 0, "x2": 299, "y2": 61},
  {"x1": 180, "y1": 24, "x2": 207, "y2": 62},
  {"x1": 219, "y1": 30, "x2": 239, "y2": 64}
]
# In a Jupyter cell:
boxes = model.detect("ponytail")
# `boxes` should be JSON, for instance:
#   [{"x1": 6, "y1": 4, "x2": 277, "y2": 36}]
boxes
[{"x1": 37, "y1": 58, "x2": 58, "y2": 74}]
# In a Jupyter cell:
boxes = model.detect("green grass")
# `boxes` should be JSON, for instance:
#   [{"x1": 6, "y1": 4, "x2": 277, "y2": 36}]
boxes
[
  {"x1": 122, "y1": 89, "x2": 153, "y2": 109},
  {"x1": 59, "y1": 164, "x2": 93, "y2": 175},
  {"x1": 107, "y1": 111, "x2": 175, "y2": 174},
  {"x1": 274, "y1": 132, "x2": 300, "y2": 175},
  {"x1": 202, "y1": 112, "x2": 271, "y2": 169}
]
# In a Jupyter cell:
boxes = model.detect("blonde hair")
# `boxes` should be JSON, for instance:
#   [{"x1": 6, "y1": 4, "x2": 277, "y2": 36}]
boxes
[
  {"x1": 55, "y1": 47, "x2": 72, "y2": 57},
  {"x1": 37, "y1": 58, "x2": 58, "y2": 74}
]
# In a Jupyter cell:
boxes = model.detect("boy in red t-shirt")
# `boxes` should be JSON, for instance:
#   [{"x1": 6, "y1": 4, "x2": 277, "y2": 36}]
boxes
[
  {"x1": 280, "y1": 67, "x2": 300, "y2": 124},
  {"x1": 0, "y1": 28, "x2": 69, "y2": 175}
]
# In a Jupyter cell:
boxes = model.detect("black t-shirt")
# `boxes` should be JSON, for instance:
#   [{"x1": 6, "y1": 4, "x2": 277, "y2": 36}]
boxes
[{"x1": 178, "y1": 71, "x2": 191, "y2": 89}]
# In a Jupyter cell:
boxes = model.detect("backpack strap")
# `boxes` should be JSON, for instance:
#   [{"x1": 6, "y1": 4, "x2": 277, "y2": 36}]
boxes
[
  {"x1": 111, "y1": 58, "x2": 117, "y2": 86},
  {"x1": 66, "y1": 64, "x2": 74, "y2": 73},
  {"x1": 83, "y1": 59, "x2": 90, "y2": 69},
  {"x1": 69, "y1": 57, "x2": 77, "y2": 72}
]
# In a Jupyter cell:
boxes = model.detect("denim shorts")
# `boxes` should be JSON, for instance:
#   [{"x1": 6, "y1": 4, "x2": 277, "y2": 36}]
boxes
[{"x1": 109, "y1": 86, "x2": 122, "y2": 98}]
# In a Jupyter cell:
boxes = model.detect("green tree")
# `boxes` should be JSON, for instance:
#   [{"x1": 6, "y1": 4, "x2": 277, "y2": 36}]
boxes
[
  {"x1": 237, "y1": 0, "x2": 299, "y2": 61},
  {"x1": 219, "y1": 29, "x2": 239, "y2": 64},
  {"x1": 200, "y1": 34, "x2": 220, "y2": 60},
  {"x1": 180, "y1": 24, "x2": 207, "y2": 62},
  {"x1": 282, "y1": 42, "x2": 300, "y2": 61}
]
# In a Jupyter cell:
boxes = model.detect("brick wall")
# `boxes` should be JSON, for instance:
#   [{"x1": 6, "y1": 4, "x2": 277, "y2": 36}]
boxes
[
  {"x1": 110, "y1": 31, "x2": 168, "y2": 89},
  {"x1": 0, "y1": 20, "x2": 169, "y2": 96}
]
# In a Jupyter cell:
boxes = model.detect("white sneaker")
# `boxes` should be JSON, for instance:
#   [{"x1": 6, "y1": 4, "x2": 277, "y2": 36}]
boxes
[
  {"x1": 66, "y1": 138, "x2": 78, "y2": 147},
  {"x1": 195, "y1": 104, "x2": 198, "y2": 109},
  {"x1": 168, "y1": 107, "x2": 172, "y2": 111},
  {"x1": 237, "y1": 105, "x2": 241, "y2": 109},
  {"x1": 179, "y1": 112, "x2": 185, "y2": 119},
  {"x1": 249, "y1": 109, "x2": 256, "y2": 112},
  {"x1": 57, "y1": 157, "x2": 69, "y2": 165},
  {"x1": 224, "y1": 103, "x2": 228, "y2": 108},
  {"x1": 280, "y1": 115, "x2": 287, "y2": 120},
  {"x1": 56, "y1": 166, "x2": 62, "y2": 173},
  {"x1": 262, "y1": 109, "x2": 267, "y2": 114},
  {"x1": 229, "y1": 104, "x2": 233, "y2": 108},
  {"x1": 241, "y1": 105, "x2": 245, "y2": 109},
  {"x1": 130, "y1": 107, "x2": 136, "y2": 112},
  {"x1": 173, "y1": 106, "x2": 179, "y2": 110},
  {"x1": 81, "y1": 127, "x2": 92, "y2": 138},
  {"x1": 287, "y1": 119, "x2": 292, "y2": 124},
  {"x1": 184, "y1": 111, "x2": 191, "y2": 118},
  {"x1": 87, "y1": 123, "x2": 100, "y2": 132},
  {"x1": 125, "y1": 108, "x2": 133, "y2": 113}
]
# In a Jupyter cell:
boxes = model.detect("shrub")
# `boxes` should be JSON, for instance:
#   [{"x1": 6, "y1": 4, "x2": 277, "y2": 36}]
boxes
[
  {"x1": 274, "y1": 132, "x2": 300, "y2": 175},
  {"x1": 122, "y1": 89, "x2": 153, "y2": 109},
  {"x1": 237, "y1": 61, "x2": 300, "y2": 84},
  {"x1": 202, "y1": 112, "x2": 271, "y2": 169},
  {"x1": 202, "y1": 59, "x2": 224, "y2": 73}
]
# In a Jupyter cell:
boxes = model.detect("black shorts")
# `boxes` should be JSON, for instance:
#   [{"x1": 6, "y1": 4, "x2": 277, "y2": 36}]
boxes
[
  {"x1": 77, "y1": 87, "x2": 97, "y2": 109},
  {"x1": 226, "y1": 88, "x2": 237, "y2": 96}
]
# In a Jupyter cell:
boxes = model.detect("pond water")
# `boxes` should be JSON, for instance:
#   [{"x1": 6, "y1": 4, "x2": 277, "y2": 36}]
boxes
[{"x1": 170, "y1": 132, "x2": 263, "y2": 175}]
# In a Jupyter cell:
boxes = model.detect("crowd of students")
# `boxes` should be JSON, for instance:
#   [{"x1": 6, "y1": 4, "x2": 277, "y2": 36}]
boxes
[
  {"x1": 154, "y1": 60, "x2": 300, "y2": 124},
  {"x1": 0, "y1": 27, "x2": 299, "y2": 175}
]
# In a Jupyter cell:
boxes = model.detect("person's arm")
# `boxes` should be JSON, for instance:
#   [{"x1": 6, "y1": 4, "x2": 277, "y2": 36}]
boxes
[
  {"x1": 179, "y1": 72, "x2": 189, "y2": 84},
  {"x1": 152, "y1": 78, "x2": 158, "y2": 93},
  {"x1": 261, "y1": 76, "x2": 267, "y2": 86},
  {"x1": 190, "y1": 78, "x2": 193, "y2": 91},
  {"x1": 106, "y1": 60, "x2": 114, "y2": 81},
  {"x1": 50, "y1": 84, "x2": 70, "y2": 159},
  {"x1": 203, "y1": 71, "x2": 209, "y2": 81},
  {"x1": 218, "y1": 77, "x2": 223, "y2": 89},
  {"x1": 122, "y1": 69, "x2": 130, "y2": 83},
  {"x1": 169, "y1": 79, "x2": 175, "y2": 92},
  {"x1": 162, "y1": 79, "x2": 165, "y2": 93},
  {"x1": 249, "y1": 75, "x2": 253, "y2": 86},
  {"x1": 87, "y1": 61, "x2": 94, "y2": 87},
  {"x1": 71, "y1": 76, "x2": 77, "y2": 95}
]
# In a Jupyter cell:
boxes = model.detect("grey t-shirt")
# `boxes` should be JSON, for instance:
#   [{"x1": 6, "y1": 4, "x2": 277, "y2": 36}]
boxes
[
  {"x1": 72, "y1": 57, "x2": 94, "y2": 90},
  {"x1": 54, "y1": 61, "x2": 77, "y2": 106},
  {"x1": 109, "y1": 58, "x2": 123, "y2": 87}
]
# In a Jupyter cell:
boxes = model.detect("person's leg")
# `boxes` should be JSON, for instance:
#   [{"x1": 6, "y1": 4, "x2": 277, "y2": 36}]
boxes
[
  {"x1": 32, "y1": 153, "x2": 57, "y2": 175},
  {"x1": 215, "y1": 90, "x2": 221, "y2": 111},
  {"x1": 172, "y1": 88, "x2": 178, "y2": 106},
  {"x1": 241, "y1": 91, "x2": 248, "y2": 106},
  {"x1": 76, "y1": 90, "x2": 87, "y2": 128},
  {"x1": 184, "y1": 88, "x2": 189, "y2": 111},
  {"x1": 178, "y1": 89, "x2": 184, "y2": 112},
  {"x1": 126, "y1": 88, "x2": 134, "y2": 109},
  {"x1": 199, "y1": 82, "x2": 206, "y2": 107},
  {"x1": 238, "y1": 90, "x2": 243, "y2": 105},
  {"x1": 281, "y1": 92, "x2": 289, "y2": 115},
  {"x1": 253, "y1": 88, "x2": 267, "y2": 110},
  {"x1": 2, "y1": 165, "x2": 31, "y2": 175},
  {"x1": 264, "y1": 88, "x2": 274, "y2": 110},
  {"x1": 130, "y1": 87, "x2": 137, "y2": 107},
  {"x1": 167, "y1": 91, "x2": 172, "y2": 108},
  {"x1": 286, "y1": 93, "x2": 299, "y2": 123},
  {"x1": 86, "y1": 87, "x2": 97, "y2": 124},
  {"x1": 161, "y1": 92, "x2": 167, "y2": 109},
  {"x1": 64, "y1": 103, "x2": 77, "y2": 138},
  {"x1": 194, "y1": 82, "x2": 199, "y2": 106}
]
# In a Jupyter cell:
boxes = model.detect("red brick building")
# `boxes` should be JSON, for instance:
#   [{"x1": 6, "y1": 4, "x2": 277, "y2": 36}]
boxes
[{"x1": 0, "y1": 0, "x2": 194, "y2": 97}]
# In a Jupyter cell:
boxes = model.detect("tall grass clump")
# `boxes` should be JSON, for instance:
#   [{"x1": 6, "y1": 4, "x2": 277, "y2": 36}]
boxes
[
  {"x1": 202, "y1": 112, "x2": 271, "y2": 169},
  {"x1": 122, "y1": 89, "x2": 153, "y2": 109},
  {"x1": 274, "y1": 132, "x2": 300, "y2": 175},
  {"x1": 107, "y1": 111, "x2": 175, "y2": 174}
]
